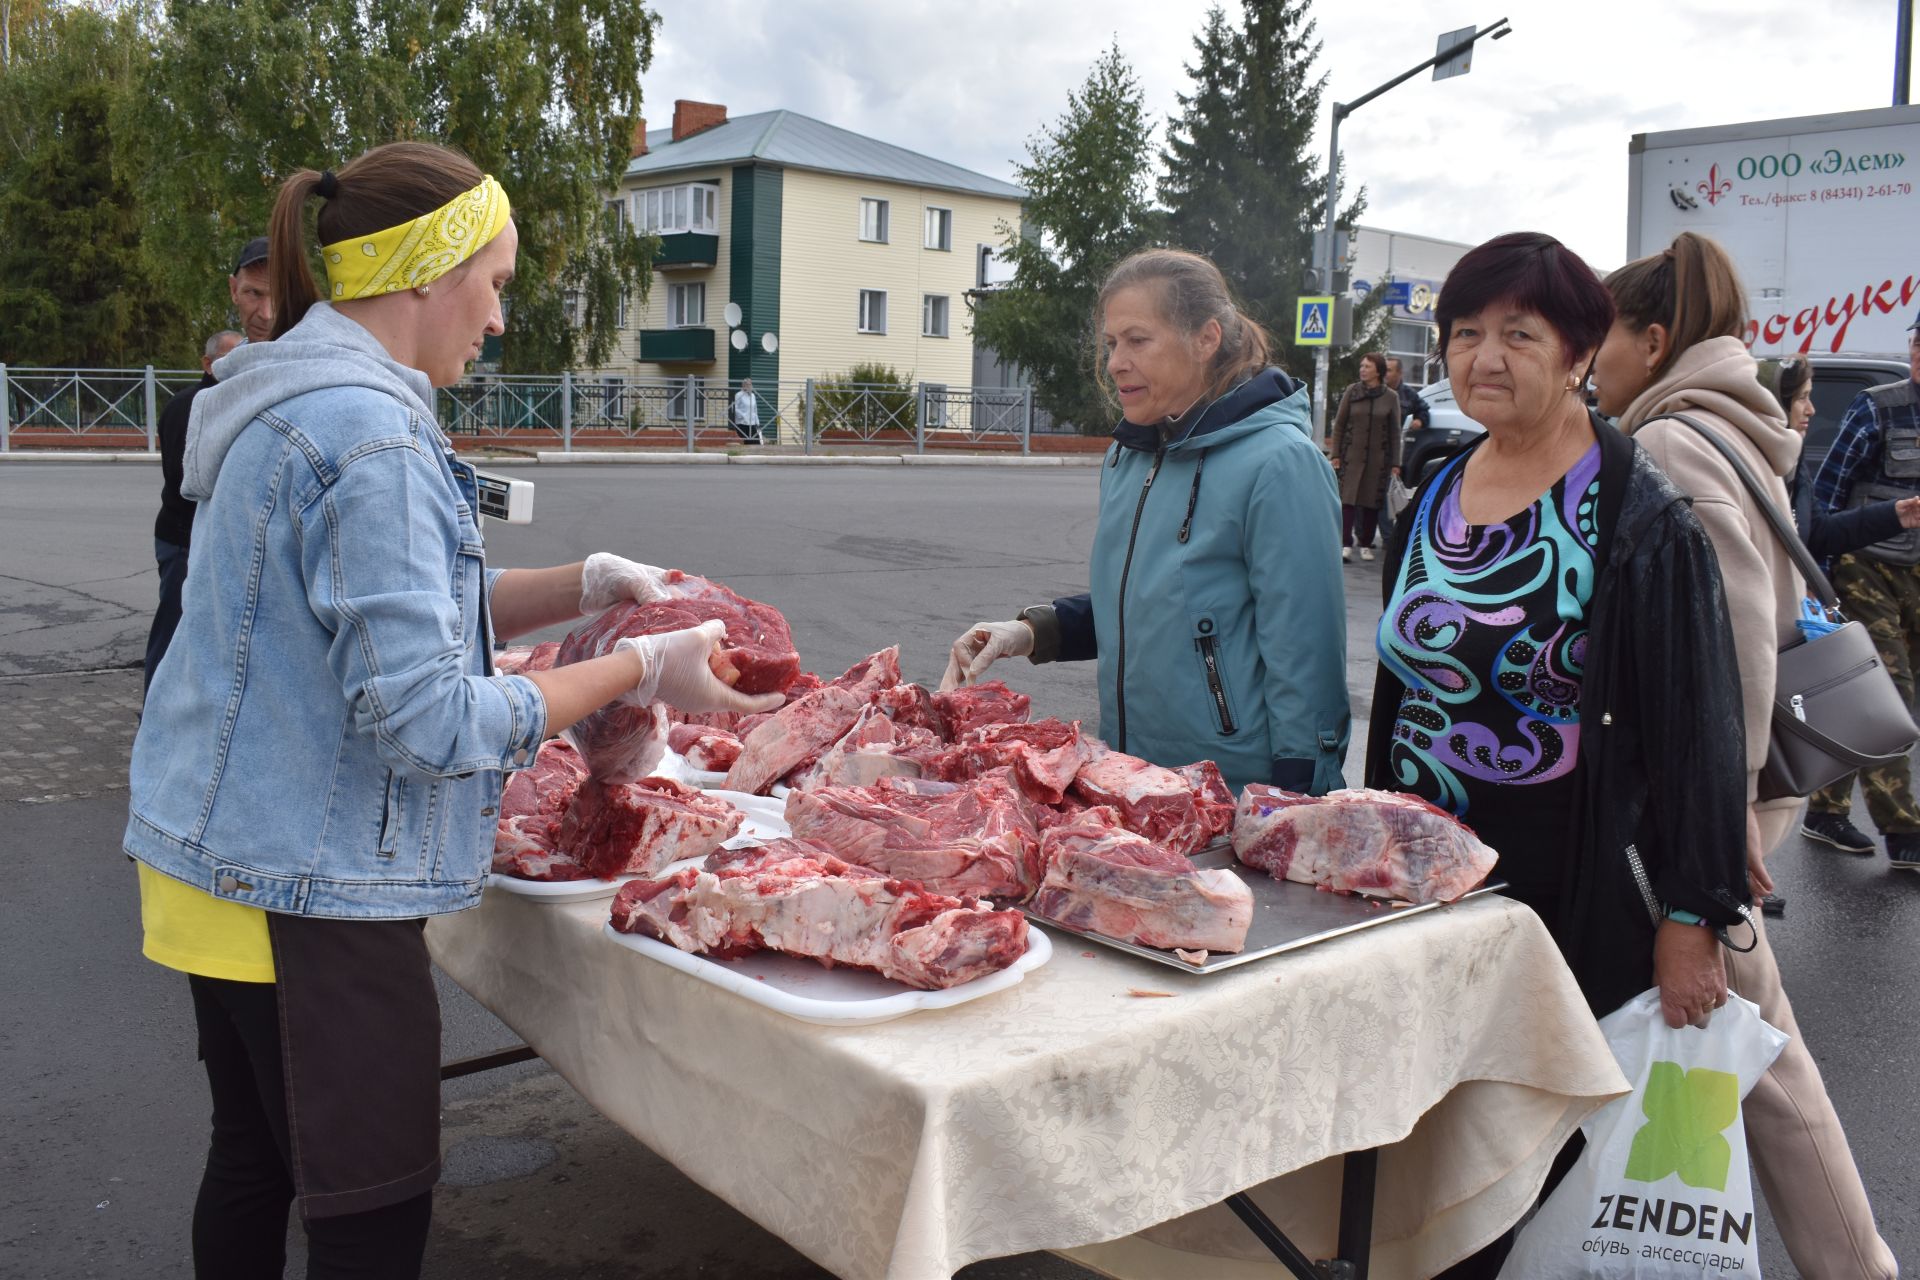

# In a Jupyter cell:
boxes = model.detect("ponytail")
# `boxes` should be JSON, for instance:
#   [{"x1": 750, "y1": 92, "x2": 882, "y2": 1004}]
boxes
[
  {"x1": 1604, "y1": 231, "x2": 1748, "y2": 382},
  {"x1": 264, "y1": 141, "x2": 487, "y2": 340},
  {"x1": 268, "y1": 170, "x2": 329, "y2": 339}
]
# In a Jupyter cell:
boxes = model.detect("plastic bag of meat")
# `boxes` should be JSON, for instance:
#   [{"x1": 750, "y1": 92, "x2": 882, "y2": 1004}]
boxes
[
  {"x1": 1231, "y1": 786, "x2": 1498, "y2": 903},
  {"x1": 558, "y1": 573, "x2": 801, "y2": 782}
]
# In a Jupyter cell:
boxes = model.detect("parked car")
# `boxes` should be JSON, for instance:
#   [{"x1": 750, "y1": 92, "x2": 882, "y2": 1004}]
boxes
[{"x1": 1397, "y1": 379, "x2": 1483, "y2": 487}]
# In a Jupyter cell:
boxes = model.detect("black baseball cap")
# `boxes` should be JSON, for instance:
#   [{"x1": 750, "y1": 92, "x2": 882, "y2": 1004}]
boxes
[{"x1": 231, "y1": 237, "x2": 269, "y2": 275}]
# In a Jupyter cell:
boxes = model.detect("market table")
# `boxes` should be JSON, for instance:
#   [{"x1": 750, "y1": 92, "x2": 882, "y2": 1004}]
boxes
[{"x1": 427, "y1": 888, "x2": 1627, "y2": 1280}]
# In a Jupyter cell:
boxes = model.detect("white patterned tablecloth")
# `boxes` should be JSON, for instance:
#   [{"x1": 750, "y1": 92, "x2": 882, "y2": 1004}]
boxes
[{"x1": 427, "y1": 891, "x2": 1627, "y2": 1280}]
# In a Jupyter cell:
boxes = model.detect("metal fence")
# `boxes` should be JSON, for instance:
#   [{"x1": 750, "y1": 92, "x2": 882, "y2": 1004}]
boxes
[{"x1": 0, "y1": 365, "x2": 1058, "y2": 453}]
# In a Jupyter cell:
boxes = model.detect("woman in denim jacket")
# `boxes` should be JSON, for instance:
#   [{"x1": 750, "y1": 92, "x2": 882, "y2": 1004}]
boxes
[{"x1": 124, "y1": 142, "x2": 780, "y2": 1278}]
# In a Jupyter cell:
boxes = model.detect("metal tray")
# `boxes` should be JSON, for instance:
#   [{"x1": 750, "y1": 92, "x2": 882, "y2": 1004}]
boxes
[{"x1": 1023, "y1": 843, "x2": 1505, "y2": 975}]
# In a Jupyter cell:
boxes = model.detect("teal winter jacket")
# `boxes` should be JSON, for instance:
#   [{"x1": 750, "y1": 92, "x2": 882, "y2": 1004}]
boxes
[{"x1": 1028, "y1": 369, "x2": 1349, "y2": 793}]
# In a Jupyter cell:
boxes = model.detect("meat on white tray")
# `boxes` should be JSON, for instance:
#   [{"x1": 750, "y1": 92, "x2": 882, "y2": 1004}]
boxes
[
  {"x1": 782, "y1": 769, "x2": 1041, "y2": 900},
  {"x1": 609, "y1": 839, "x2": 1031, "y2": 990},
  {"x1": 1029, "y1": 806, "x2": 1253, "y2": 953},
  {"x1": 557, "y1": 776, "x2": 745, "y2": 879},
  {"x1": 1232, "y1": 785, "x2": 1498, "y2": 904}
]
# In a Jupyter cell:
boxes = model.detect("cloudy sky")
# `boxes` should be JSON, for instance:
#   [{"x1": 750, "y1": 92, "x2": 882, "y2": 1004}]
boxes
[{"x1": 643, "y1": 0, "x2": 1908, "y2": 270}]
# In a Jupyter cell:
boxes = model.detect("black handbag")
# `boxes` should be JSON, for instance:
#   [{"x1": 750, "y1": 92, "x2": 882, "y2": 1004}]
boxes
[{"x1": 1651, "y1": 413, "x2": 1920, "y2": 799}]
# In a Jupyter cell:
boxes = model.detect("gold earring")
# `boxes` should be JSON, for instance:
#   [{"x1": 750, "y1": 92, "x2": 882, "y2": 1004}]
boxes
[{"x1": 416, "y1": 284, "x2": 431, "y2": 297}]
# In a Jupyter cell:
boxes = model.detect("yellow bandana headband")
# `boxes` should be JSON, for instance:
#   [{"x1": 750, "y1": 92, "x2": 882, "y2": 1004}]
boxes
[{"x1": 321, "y1": 174, "x2": 511, "y2": 301}]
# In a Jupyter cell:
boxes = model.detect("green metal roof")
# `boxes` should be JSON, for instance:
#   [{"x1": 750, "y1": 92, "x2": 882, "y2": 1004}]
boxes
[{"x1": 624, "y1": 110, "x2": 1025, "y2": 201}]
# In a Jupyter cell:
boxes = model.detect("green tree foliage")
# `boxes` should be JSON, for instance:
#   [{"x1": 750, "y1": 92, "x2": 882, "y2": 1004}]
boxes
[
  {"x1": 1160, "y1": 0, "x2": 1365, "y2": 379},
  {"x1": 116, "y1": 0, "x2": 657, "y2": 371},
  {"x1": 0, "y1": 5, "x2": 185, "y2": 365},
  {"x1": 814, "y1": 362, "x2": 917, "y2": 437},
  {"x1": 968, "y1": 43, "x2": 1159, "y2": 433}
]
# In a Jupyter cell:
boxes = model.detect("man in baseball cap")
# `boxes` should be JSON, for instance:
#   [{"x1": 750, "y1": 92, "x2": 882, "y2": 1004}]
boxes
[{"x1": 229, "y1": 236, "x2": 273, "y2": 343}]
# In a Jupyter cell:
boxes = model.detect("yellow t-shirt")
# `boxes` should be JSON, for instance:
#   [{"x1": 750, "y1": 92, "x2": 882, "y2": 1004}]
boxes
[{"x1": 137, "y1": 863, "x2": 276, "y2": 983}]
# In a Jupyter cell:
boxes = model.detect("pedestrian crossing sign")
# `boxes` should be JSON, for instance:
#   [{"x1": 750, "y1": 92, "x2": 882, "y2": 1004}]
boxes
[{"x1": 1296, "y1": 296, "x2": 1333, "y2": 346}]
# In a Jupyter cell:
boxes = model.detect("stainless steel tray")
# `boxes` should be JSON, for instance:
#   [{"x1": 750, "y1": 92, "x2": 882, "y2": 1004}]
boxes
[{"x1": 1022, "y1": 843, "x2": 1505, "y2": 975}]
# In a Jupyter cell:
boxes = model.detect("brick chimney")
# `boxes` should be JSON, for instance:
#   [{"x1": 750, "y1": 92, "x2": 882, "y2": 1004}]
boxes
[
  {"x1": 672, "y1": 100, "x2": 727, "y2": 141},
  {"x1": 630, "y1": 117, "x2": 648, "y2": 158}
]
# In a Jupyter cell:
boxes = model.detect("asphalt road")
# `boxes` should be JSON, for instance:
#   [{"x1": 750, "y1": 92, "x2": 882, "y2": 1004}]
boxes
[{"x1": 3, "y1": 461, "x2": 1915, "y2": 1279}]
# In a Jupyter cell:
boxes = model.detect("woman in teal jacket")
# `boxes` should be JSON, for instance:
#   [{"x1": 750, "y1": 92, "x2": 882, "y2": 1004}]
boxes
[{"x1": 943, "y1": 249, "x2": 1349, "y2": 793}]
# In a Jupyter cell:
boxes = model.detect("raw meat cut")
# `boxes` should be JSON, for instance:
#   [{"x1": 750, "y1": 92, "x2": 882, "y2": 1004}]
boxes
[
  {"x1": 492, "y1": 815, "x2": 591, "y2": 881},
  {"x1": 557, "y1": 776, "x2": 745, "y2": 879},
  {"x1": 722, "y1": 686, "x2": 867, "y2": 795},
  {"x1": 872, "y1": 682, "x2": 949, "y2": 738},
  {"x1": 1177, "y1": 761, "x2": 1238, "y2": 842},
  {"x1": 494, "y1": 641, "x2": 561, "y2": 675},
  {"x1": 932, "y1": 718, "x2": 1092, "y2": 806},
  {"x1": 783, "y1": 769, "x2": 1042, "y2": 899},
  {"x1": 609, "y1": 838, "x2": 1030, "y2": 990},
  {"x1": 1231, "y1": 786, "x2": 1498, "y2": 903},
  {"x1": 501, "y1": 738, "x2": 587, "y2": 821},
  {"x1": 557, "y1": 573, "x2": 799, "y2": 782},
  {"x1": 1030, "y1": 808, "x2": 1252, "y2": 953},
  {"x1": 791, "y1": 705, "x2": 943, "y2": 790},
  {"x1": 667, "y1": 722, "x2": 742, "y2": 772},
  {"x1": 1071, "y1": 745, "x2": 1234, "y2": 857},
  {"x1": 933, "y1": 680, "x2": 1031, "y2": 738},
  {"x1": 721, "y1": 648, "x2": 903, "y2": 795}
]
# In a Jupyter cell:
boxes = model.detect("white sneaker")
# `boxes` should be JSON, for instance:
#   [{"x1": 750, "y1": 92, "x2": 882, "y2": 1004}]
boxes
[
  {"x1": 1341, "y1": 547, "x2": 1352, "y2": 562},
  {"x1": 1360, "y1": 547, "x2": 1375, "y2": 562}
]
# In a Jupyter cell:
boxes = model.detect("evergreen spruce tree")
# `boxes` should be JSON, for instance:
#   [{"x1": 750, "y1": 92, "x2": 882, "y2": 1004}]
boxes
[{"x1": 968, "y1": 43, "x2": 1159, "y2": 433}]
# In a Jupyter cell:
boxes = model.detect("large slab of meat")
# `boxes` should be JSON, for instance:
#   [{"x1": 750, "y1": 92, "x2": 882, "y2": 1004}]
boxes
[
  {"x1": 783, "y1": 769, "x2": 1042, "y2": 900},
  {"x1": 1030, "y1": 808, "x2": 1252, "y2": 953},
  {"x1": 492, "y1": 814, "x2": 592, "y2": 881},
  {"x1": 790, "y1": 704, "x2": 944, "y2": 789},
  {"x1": 1232, "y1": 786, "x2": 1498, "y2": 904},
  {"x1": 557, "y1": 775, "x2": 745, "y2": 879},
  {"x1": 932, "y1": 680, "x2": 1031, "y2": 738},
  {"x1": 1071, "y1": 744, "x2": 1236, "y2": 857},
  {"x1": 500, "y1": 738, "x2": 587, "y2": 821},
  {"x1": 666, "y1": 722, "x2": 743, "y2": 772},
  {"x1": 610, "y1": 839, "x2": 1030, "y2": 990},
  {"x1": 722, "y1": 647, "x2": 903, "y2": 795},
  {"x1": 932, "y1": 718, "x2": 1093, "y2": 806},
  {"x1": 558, "y1": 573, "x2": 801, "y2": 782}
]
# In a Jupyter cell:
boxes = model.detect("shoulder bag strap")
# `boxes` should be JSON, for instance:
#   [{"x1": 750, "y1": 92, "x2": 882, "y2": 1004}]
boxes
[{"x1": 1643, "y1": 412, "x2": 1837, "y2": 607}]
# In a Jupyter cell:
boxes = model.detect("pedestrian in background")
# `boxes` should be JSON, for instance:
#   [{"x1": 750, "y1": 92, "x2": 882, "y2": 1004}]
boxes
[
  {"x1": 1799, "y1": 311, "x2": 1920, "y2": 869},
  {"x1": 144, "y1": 326, "x2": 241, "y2": 696},
  {"x1": 945, "y1": 248, "x2": 1349, "y2": 795},
  {"x1": 1328, "y1": 350, "x2": 1400, "y2": 561},
  {"x1": 228, "y1": 235, "x2": 275, "y2": 344},
  {"x1": 1594, "y1": 230, "x2": 1897, "y2": 1280},
  {"x1": 1385, "y1": 356, "x2": 1430, "y2": 431},
  {"x1": 731, "y1": 377, "x2": 763, "y2": 444}
]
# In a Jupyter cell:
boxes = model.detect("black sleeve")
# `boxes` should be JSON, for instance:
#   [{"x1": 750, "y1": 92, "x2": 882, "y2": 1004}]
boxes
[
  {"x1": 1804, "y1": 500, "x2": 1904, "y2": 561},
  {"x1": 1050, "y1": 592, "x2": 1098, "y2": 663},
  {"x1": 1630, "y1": 515, "x2": 1753, "y2": 925},
  {"x1": 158, "y1": 395, "x2": 191, "y2": 501}
]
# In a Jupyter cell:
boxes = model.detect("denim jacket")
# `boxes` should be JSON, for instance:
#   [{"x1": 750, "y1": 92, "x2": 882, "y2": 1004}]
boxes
[{"x1": 125, "y1": 303, "x2": 547, "y2": 919}]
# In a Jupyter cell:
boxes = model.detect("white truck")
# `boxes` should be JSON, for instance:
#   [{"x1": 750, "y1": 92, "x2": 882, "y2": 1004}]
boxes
[{"x1": 1627, "y1": 104, "x2": 1920, "y2": 360}]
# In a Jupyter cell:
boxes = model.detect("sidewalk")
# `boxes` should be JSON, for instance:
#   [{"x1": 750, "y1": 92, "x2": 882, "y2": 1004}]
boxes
[{"x1": 0, "y1": 445, "x2": 1106, "y2": 467}]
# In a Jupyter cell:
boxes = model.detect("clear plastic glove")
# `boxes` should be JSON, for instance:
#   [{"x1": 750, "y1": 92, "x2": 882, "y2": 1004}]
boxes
[
  {"x1": 614, "y1": 621, "x2": 784, "y2": 715},
  {"x1": 939, "y1": 619, "x2": 1034, "y2": 692},
  {"x1": 579, "y1": 552, "x2": 672, "y2": 613}
]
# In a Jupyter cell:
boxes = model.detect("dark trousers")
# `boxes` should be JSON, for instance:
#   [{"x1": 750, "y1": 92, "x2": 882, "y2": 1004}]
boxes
[
  {"x1": 188, "y1": 975, "x2": 433, "y2": 1279},
  {"x1": 145, "y1": 538, "x2": 189, "y2": 696},
  {"x1": 1341, "y1": 504, "x2": 1380, "y2": 549}
]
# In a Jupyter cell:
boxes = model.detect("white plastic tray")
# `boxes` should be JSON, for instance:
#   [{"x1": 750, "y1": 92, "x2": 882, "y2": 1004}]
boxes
[
  {"x1": 486, "y1": 873, "x2": 633, "y2": 903},
  {"x1": 602, "y1": 920, "x2": 1053, "y2": 1026}
]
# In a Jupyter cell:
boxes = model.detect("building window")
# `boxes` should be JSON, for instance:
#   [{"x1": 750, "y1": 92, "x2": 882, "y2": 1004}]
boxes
[
  {"x1": 858, "y1": 289, "x2": 888, "y2": 334},
  {"x1": 924, "y1": 383, "x2": 948, "y2": 428},
  {"x1": 563, "y1": 289, "x2": 582, "y2": 327},
  {"x1": 922, "y1": 294, "x2": 950, "y2": 338},
  {"x1": 633, "y1": 182, "x2": 720, "y2": 234},
  {"x1": 605, "y1": 198, "x2": 626, "y2": 233},
  {"x1": 668, "y1": 282, "x2": 706, "y2": 328},
  {"x1": 859, "y1": 198, "x2": 890, "y2": 243},
  {"x1": 924, "y1": 207, "x2": 951, "y2": 251},
  {"x1": 616, "y1": 289, "x2": 628, "y2": 330}
]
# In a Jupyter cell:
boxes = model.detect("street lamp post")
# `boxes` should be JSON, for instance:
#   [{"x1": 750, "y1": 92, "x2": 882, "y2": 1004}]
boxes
[{"x1": 1311, "y1": 17, "x2": 1513, "y2": 441}]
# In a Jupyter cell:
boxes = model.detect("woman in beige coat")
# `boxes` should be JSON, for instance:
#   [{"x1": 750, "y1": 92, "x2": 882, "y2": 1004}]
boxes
[
  {"x1": 1328, "y1": 351, "x2": 1401, "y2": 560},
  {"x1": 1594, "y1": 230, "x2": 1897, "y2": 1280}
]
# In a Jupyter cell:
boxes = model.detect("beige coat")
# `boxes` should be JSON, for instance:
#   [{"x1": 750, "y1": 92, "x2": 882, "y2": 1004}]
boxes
[
  {"x1": 1329, "y1": 382, "x2": 1402, "y2": 508},
  {"x1": 1622, "y1": 335, "x2": 1804, "y2": 809}
]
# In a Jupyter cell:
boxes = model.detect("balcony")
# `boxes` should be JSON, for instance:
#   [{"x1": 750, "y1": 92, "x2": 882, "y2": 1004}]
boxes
[
  {"x1": 639, "y1": 327, "x2": 715, "y2": 364},
  {"x1": 654, "y1": 232, "x2": 720, "y2": 270}
]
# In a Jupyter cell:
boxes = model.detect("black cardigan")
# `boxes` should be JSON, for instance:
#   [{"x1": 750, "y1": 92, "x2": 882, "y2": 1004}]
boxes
[{"x1": 1365, "y1": 416, "x2": 1753, "y2": 1016}]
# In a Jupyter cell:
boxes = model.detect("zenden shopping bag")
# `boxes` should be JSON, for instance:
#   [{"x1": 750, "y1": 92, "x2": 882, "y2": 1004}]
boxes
[{"x1": 1498, "y1": 989, "x2": 1787, "y2": 1279}]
